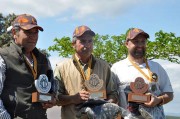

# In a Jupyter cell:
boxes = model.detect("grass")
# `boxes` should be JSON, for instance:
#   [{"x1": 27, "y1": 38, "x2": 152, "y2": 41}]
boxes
[{"x1": 166, "y1": 116, "x2": 180, "y2": 119}]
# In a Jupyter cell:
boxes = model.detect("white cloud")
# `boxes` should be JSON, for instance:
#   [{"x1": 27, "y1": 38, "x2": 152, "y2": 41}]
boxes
[
  {"x1": 0, "y1": 0, "x2": 72, "y2": 17},
  {"x1": 0, "y1": 0, "x2": 148, "y2": 19},
  {"x1": 154, "y1": 59, "x2": 180, "y2": 90},
  {"x1": 49, "y1": 56, "x2": 65, "y2": 69}
]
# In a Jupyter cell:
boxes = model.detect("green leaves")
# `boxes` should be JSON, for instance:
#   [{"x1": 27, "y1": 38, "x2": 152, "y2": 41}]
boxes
[
  {"x1": 0, "y1": 13, "x2": 16, "y2": 47},
  {"x1": 48, "y1": 37, "x2": 74, "y2": 57},
  {"x1": 146, "y1": 30, "x2": 180, "y2": 63},
  {"x1": 49, "y1": 30, "x2": 180, "y2": 64}
]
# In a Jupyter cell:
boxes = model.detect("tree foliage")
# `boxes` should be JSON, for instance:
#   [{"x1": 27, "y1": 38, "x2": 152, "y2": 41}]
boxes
[
  {"x1": 146, "y1": 30, "x2": 180, "y2": 63},
  {"x1": 49, "y1": 31, "x2": 180, "y2": 64},
  {"x1": 0, "y1": 13, "x2": 16, "y2": 46}
]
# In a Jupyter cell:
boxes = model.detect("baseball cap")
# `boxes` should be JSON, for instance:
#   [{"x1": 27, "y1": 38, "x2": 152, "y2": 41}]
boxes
[
  {"x1": 73, "y1": 25, "x2": 95, "y2": 38},
  {"x1": 126, "y1": 28, "x2": 149, "y2": 41},
  {"x1": 12, "y1": 14, "x2": 43, "y2": 31}
]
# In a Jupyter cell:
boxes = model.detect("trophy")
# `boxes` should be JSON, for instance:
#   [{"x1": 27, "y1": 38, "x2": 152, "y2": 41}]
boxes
[
  {"x1": 85, "y1": 74, "x2": 106, "y2": 99},
  {"x1": 128, "y1": 77, "x2": 151, "y2": 103},
  {"x1": 32, "y1": 74, "x2": 53, "y2": 102}
]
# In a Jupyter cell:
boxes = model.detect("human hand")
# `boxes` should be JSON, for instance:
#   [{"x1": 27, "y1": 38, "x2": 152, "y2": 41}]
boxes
[
  {"x1": 73, "y1": 90, "x2": 90, "y2": 104},
  {"x1": 42, "y1": 98, "x2": 57, "y2": 109},
  {"x1": 143, "y1": 93, "x2": 161, "y2": 107}
]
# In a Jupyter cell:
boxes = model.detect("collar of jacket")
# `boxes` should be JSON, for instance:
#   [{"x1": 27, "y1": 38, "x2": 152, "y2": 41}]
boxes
[
  {"x1": 72, "y1": 54, "x2": 96, "y2": 73},
  {"x1": 11, "y1": 40, "x2": 41, "y2": 58}
]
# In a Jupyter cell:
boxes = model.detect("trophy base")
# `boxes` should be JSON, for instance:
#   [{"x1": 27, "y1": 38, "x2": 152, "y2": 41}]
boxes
[
  {"x1": 128, "y1": 93, "x2": 151, "y2": 103},
  {"x1": 89, "y1": 90, "x2": 107, "y2": 99},
  {"x1": 32, "y1": 92, "x2": 53, "y2": 102}
]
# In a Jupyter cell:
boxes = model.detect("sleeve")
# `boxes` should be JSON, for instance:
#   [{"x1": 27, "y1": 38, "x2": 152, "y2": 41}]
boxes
[
  {"x1": 157, "y1": 63, "x2": 173, "y2": 93},
  {"x1": 0, "y1": 56, "x2": 11, "y2": 119}
]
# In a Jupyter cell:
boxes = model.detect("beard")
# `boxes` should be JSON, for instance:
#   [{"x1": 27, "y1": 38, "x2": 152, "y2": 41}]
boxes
[{"x1": 129, "y1": 47, "x2": 146, "y2": 59}]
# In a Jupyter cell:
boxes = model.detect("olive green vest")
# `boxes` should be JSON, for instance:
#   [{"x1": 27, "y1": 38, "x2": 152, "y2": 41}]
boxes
[{"x1": 0, "y1": 41, "x2": 49, "y2": 118}]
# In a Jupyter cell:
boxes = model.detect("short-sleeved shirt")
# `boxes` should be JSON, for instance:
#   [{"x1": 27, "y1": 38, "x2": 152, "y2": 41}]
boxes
[{"x1": 111, "y1": 58, "x2": 173, "y2": 118}]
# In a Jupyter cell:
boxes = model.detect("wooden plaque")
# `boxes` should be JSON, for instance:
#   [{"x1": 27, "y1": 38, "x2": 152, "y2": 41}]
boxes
[
  {"x1": 32, "y1": 92, "x2": 54, "y2": 102},
  {"x1": 89, "y1": 90, "x2": 107, "y2": 99},
  {"x1": 32, "y1": 74, "x2": 53, "y2": 102},
  {"x1": 85, "y1": 74, "x2": 107, "y2": 99},
  {"x1": 128, "y1": 77, "x2": 151, "y2": 103}
]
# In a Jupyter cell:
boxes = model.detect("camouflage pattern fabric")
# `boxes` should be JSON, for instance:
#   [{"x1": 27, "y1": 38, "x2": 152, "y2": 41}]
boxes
[
  {"x1": 76, "y1": 103, "x2": 120, "y2": 119},
  {"x1": 76, "y1": 102, "x2": 138, "y2": 119}
]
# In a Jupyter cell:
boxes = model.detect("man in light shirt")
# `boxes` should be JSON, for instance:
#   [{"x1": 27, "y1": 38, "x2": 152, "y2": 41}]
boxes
[{"x1": 111, "y1": 28, "x2": 174, "y2": 119}]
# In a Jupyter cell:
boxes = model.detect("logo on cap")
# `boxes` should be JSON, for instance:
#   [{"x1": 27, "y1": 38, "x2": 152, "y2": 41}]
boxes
[
  {"x1": 133, "y1": 28, "x2": 140, "y2": 33},
  {"x1": 73, "y1": 25, "x2": 95, "y2": 38},
  {"x1": 13, "y1": 14, "x2": 43, "y2": 31},
  {"x1": 126, "y1": 28, "x2": 149, "y2": 41}
]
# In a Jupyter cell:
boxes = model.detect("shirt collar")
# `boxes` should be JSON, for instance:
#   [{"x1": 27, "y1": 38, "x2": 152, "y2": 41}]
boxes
[{"x1": 125, "y1": 58, "x2": 146, "y2": 68}]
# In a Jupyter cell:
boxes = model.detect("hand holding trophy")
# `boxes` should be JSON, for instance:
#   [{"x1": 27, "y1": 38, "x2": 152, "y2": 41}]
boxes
[{"x1": 32, "y1": 74, "x2": 53, "y2": 102}]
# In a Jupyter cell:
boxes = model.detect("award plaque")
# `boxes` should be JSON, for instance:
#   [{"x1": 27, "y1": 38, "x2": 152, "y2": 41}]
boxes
[
  {"x1": 128, "y1": 77, "x2": 151, "y2": 103},
  {"x1": 32, "y1": 74, "x2": 53, "y2": 102},
  {"x1": 85, "y1": 74, "x2": 106, "y2": 99}
]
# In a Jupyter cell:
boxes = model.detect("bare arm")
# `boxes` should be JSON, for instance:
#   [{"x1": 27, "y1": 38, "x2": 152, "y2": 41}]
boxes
[{"x1": 57, "y1": 90, "x2": 90, "y2": 106}]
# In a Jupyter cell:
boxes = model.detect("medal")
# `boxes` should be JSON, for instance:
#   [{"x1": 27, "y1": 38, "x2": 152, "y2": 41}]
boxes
[
  {"x1": 151, "y1": 73, "x2": 158, "y2": 82},
  {"x1": 150, "y1": 83, "x2": 157, "y2": 92}
]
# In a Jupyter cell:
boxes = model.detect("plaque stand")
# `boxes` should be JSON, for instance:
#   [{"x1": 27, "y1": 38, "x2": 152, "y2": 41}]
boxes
[
  {"x1": 89, "y1": 90, "x2": 107, "y2": 99},
  {"x1": 128, "y1": 92, "x2": 151, "y2": 103},
  {"x1": 32, "y1": 92, "x2": 54, "y2": 102},
  {"x1": 32, "y1": 74, "x2": 53, "y2": 103}
]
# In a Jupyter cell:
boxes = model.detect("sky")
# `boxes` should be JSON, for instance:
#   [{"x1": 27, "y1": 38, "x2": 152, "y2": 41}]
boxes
[{"x1": 1, "y1": 0, "x2": 180, "y2": 117}]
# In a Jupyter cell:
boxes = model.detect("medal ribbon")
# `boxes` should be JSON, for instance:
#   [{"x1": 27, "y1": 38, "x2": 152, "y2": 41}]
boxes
[
  {"x1": 74, "y1": 54, "x2": 92, "y2": 80},
  {"x1": 128, "y1": 57, "x2": 154, "y2": 82},
  {"x1": 24, "y1": 52, "x2": 38, "y2": 79}
]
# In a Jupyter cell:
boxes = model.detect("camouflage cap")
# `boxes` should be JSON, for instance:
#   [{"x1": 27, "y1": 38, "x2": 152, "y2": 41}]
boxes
[
  {"x1": 73, "y1": 25, "x2": 95, "y2": 38},
  {"x1": 126, "y1": 28, "x2": 149, "y2": 41},
  {"x1": 12, "y1": 14, "x2": 43, "y2": 31}
]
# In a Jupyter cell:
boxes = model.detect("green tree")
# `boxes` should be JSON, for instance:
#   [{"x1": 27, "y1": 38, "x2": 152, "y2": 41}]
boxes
[
  {"x1": 49, "y1": 30, "x2": 180, "y2": 64},
  {"x1": 147, "y1": 30, "x2": 180, "y2": 63},
  {"x1": 0, "y1": 13, "x2": 16, "y2": 46}
]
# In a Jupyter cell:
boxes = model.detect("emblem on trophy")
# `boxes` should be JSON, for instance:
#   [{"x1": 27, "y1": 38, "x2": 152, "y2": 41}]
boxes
[
  {"x1": 85, "y1": 74, "x2": 106, "y2": 99},
  {"x1": 32, "y1": 74, "x2": 53, "y2": 102},
  {"x1": 128, "y1": 77, "x2": 151, "y2": 103}
]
